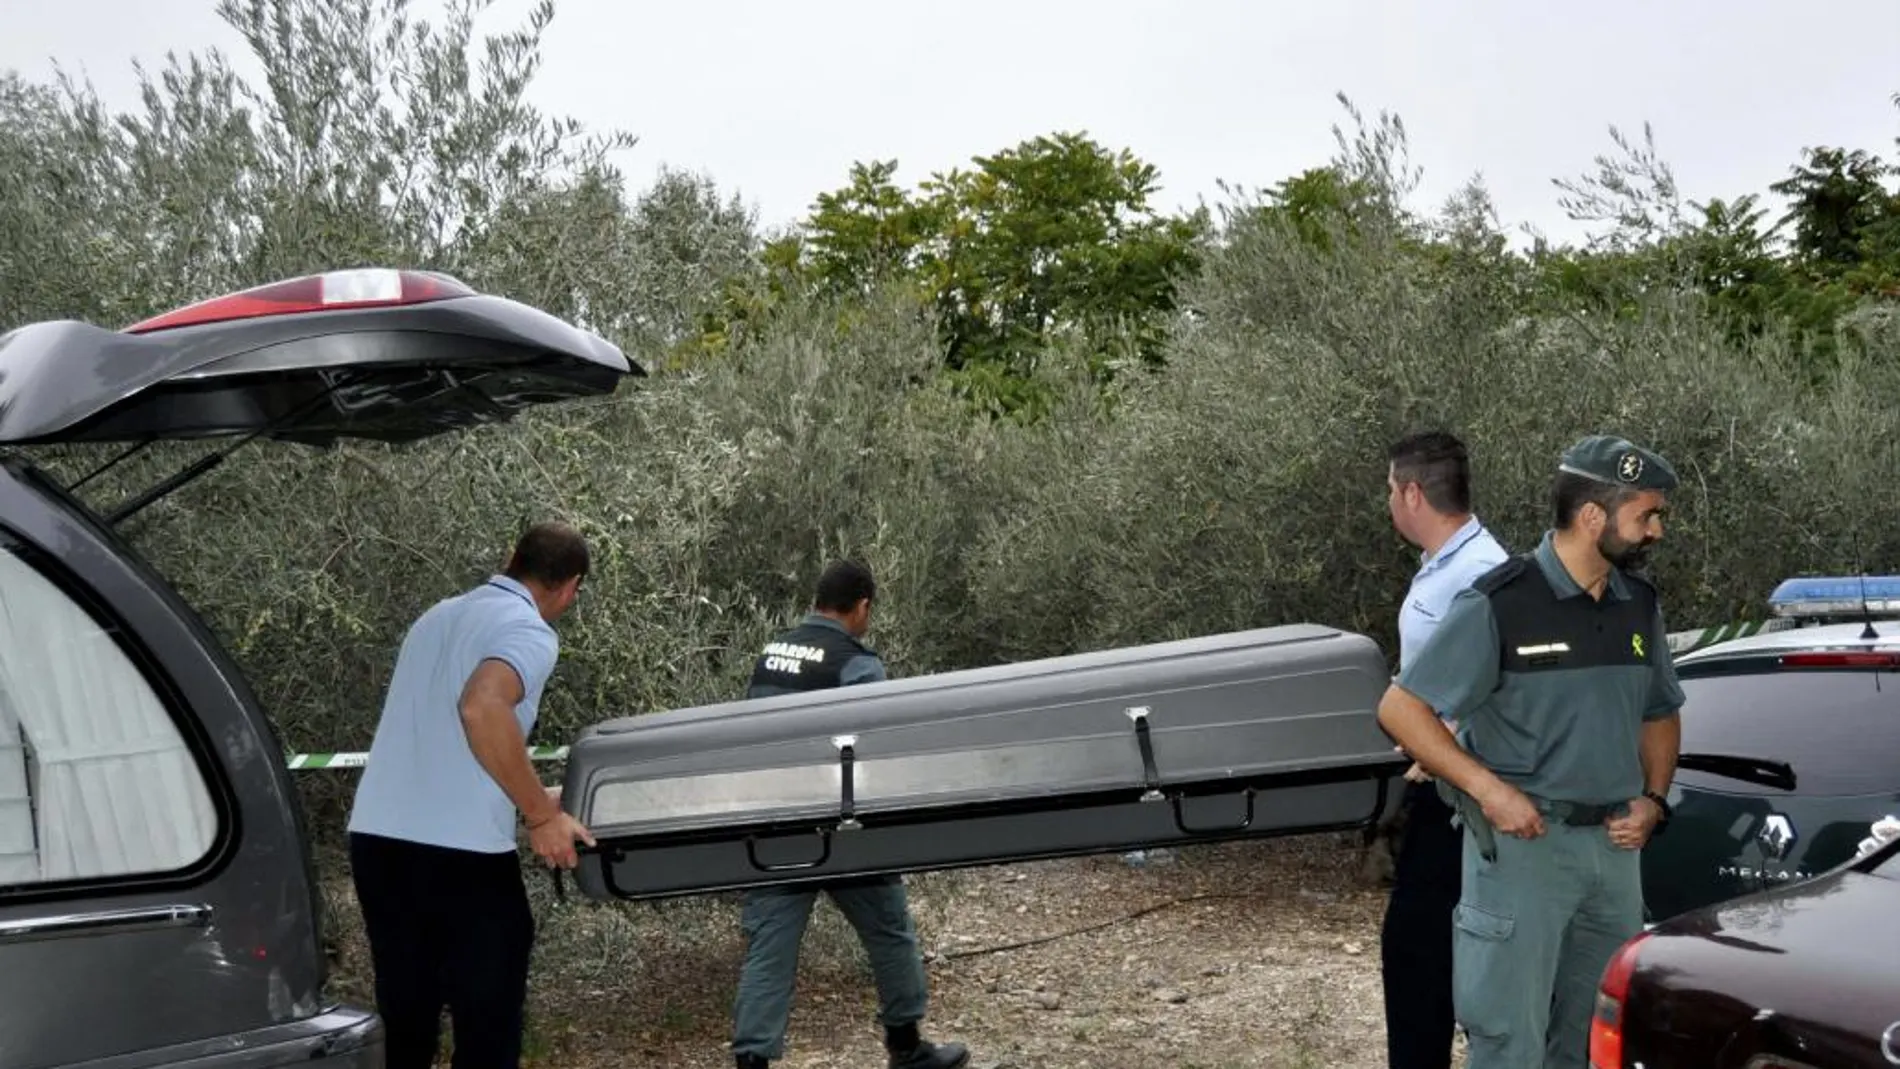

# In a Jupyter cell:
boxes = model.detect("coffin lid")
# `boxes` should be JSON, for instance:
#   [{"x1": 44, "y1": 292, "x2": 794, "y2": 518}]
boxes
[{"x1": 0, "y1": 268, "x2": 640, "y2": 447}]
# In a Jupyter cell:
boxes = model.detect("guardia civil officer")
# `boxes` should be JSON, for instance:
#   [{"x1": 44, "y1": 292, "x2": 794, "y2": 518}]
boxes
[
  {"x1": 1379, "y1": 431, "x2": 1508, "y2": 1069},
  {"x1": 729, "y1": 560, "x2": 971, "y2": 1069},
  {"x1": 1375, "y1": 435, "x2": 1685, "y2": 1069}
]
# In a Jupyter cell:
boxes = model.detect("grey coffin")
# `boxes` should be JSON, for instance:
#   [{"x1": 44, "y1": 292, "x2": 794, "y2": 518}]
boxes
[{"x1": 560, "y1": 622, "x2": 1408, "y2": 900}]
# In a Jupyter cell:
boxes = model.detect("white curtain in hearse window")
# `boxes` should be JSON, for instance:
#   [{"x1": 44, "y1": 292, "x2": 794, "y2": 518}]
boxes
[
  {"x1": 0, "y1": 691, "x2": 31, "y2": 883},
  {"x1": 0, "y1": 547, "x2": 217, "y2": 884}
]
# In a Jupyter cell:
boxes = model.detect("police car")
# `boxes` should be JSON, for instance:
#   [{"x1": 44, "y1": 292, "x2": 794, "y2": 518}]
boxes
[{"x1": 1641, "y1": 574, "x2": 1900, "y2": 923}]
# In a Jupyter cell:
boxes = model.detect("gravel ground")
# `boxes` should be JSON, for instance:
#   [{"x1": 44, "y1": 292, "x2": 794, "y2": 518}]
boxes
[{"x1": 320, "y1": 831, "x2": 1463, "y2": 1068}]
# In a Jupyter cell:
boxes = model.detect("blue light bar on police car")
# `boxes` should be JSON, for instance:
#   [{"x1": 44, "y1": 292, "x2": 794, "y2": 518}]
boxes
[{"x1": 1767, "y1": 575, "x2": 1900, "y2": 618}]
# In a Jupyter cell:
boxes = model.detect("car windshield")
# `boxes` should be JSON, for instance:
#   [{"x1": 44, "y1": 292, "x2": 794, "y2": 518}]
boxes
[{"x1": 1676, "y1": 663, "x2": 1900, "y2": 797}]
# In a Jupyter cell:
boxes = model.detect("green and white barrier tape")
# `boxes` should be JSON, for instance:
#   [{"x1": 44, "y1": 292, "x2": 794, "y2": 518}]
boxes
[
  {"x1": 279, "y1": 621, "x2": 1797, "y2": 771},
  {"x1": 1663, "y1": 617, "x2": 1795, "y2": 655}
]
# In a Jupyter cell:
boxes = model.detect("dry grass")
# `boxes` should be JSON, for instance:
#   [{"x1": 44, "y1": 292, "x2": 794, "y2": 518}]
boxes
[{"x1": 316, "y1": 832, "x2": 1443, "y2": 1068}]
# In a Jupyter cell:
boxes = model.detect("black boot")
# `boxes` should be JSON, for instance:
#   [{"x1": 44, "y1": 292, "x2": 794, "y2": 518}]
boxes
[
  {"x1": 884, "y1": 1022, "x2": 970, "y2": 1069},
  {"x1": 734, "y1": 1054, "x2": 769, "y2": 1069}
]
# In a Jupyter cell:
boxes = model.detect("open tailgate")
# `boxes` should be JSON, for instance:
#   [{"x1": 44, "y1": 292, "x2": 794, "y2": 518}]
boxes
[{"x1": 0, "y1": 269, "x2": 637, "y2": 448}]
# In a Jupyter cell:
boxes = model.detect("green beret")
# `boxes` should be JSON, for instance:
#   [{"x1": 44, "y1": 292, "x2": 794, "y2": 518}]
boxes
[{"x1": 1558, "y1": 434, "x2": 1678, "y2": 491}]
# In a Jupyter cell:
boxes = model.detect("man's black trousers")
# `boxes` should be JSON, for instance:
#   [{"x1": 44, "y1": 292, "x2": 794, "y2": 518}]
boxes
[
  {"x1": 1380, "y1": 780, "x2": 1465, "y2": 1069},
  {"x1": 349, "y1": 832, "x2": 536, "y2": 1069}
]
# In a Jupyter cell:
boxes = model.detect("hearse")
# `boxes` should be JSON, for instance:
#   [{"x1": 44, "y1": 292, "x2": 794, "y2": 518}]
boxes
[{"x1": 0, "y1": 269, "x2": 639, "y2": 1069}]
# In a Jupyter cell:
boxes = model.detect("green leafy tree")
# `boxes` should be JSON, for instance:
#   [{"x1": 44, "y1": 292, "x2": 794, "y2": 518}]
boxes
[
  {"x1": 1529, "y1": 117, "x2": 1898, "y2": 375},
  {"x1": 1770, "y1": 146, "x2": 1898, "y2": 270},
  {"x1": 1252, "y1": 167, "x2": 1384, "y2": 252},
  {"x1": 913, "y1": 133, "x2": 1206, "y2": 377},
  {"x1": 800, "y1": 159, "x2": 938, "y2": 299},
  {"x1": 765, "y1": 133, "x2": 1207, "y2": 418}
]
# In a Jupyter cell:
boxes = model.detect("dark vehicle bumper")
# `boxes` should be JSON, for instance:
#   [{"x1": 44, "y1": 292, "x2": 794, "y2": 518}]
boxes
[{"x1": 170, "y1": 1005, "x2": 383, "y2": 1068}]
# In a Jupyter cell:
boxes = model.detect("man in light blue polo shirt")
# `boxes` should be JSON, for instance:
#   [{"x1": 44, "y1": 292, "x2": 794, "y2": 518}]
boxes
[
  {"x1": 1379, "y1": 431, "x2": 1508, "y2": 1069},
  {"x1": 347, "y1": 521, "x2": 595, "y2": 1069}
]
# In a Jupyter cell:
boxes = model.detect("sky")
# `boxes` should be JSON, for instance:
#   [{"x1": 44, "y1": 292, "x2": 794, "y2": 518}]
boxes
[{"x1": 4, "y1": 0, "x2": 1897, "y2": 250}]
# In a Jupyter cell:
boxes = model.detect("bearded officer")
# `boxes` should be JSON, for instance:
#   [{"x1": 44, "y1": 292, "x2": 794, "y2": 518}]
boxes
[
  {"x1": 729, "y1": 559, "x2": 970, "y2": 1069},
  {"x1": 1375, "y1": 434, "x2": 1685, "y2": 1069}
]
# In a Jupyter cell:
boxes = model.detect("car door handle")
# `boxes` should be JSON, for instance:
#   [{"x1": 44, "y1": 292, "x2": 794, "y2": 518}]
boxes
[{"x1": 0, "y1": 903, "x2": 212, "y2": 943}]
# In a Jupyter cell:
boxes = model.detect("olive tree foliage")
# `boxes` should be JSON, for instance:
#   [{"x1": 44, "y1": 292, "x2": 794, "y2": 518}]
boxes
[
  {"x1": 0, "y1": 58, "x2": 262, "y2": 327},
  {"x1": 0, "y1": 0, "x2": 764, "y2": 760},
  {"x1": 0, "y1": 0, "x2": 768, "y2": 348},
  {"x1": 958, "y1": 103, "x2": 1900, "y2": 660},
  {"x1": 216, "y1": 0, "x2": 635, "y2": 288},
  {"x1": 616, "y1": 165, "x2": 764, "y2": 355}
]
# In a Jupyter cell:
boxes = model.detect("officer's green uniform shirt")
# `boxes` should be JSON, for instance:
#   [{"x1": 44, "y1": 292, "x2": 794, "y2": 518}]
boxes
[{"x1": 1396, "y1": 530, "x2": 1686, "y2": 806}]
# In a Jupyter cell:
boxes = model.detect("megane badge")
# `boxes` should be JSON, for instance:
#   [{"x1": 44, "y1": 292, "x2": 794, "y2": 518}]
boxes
[{"x1": 1758, "y1": 813, "x2": 1797, "y2": 861}]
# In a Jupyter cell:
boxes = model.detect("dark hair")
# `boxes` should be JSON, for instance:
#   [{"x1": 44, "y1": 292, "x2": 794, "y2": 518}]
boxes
[
  {"x1": 504, "y1": 521, "x2": 590, "y2": 586},
  {"x1": 1551, "y1": 471, "x2": 1640, "y2": 529},
  {"x1": 813, "y1": 559, "x2": 876, "y2": 613},
  {"x1": 1387, "y1": 430, "x2": 1473, "y2": 515}
]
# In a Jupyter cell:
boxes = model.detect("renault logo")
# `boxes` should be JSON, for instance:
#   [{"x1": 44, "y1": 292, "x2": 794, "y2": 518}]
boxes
[{"x1": 1758, "y1": 813, "x2": 1797, "y2": 861}]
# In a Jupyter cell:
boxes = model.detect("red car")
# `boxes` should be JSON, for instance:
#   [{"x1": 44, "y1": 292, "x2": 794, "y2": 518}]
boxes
[{"x1": 1589, "y1": 830, "x2": 1900, "y2": 1068}]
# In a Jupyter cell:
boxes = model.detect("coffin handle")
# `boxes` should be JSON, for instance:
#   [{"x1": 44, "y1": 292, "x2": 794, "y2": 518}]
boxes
[
  {"x1": 744, "y1": 829, "x2": 835, "y2": 872},
  {"x1": 1125, "y1": 706, "x2": 1165, "y2": 802},
  {"x1": 1170, "y1": 788, "x2": 1257, "y2": 834}
]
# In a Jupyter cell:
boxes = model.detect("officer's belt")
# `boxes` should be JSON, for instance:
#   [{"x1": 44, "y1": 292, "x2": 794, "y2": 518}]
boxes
[{"x1": 1437, "y1": 782, "x2": 1627, "y2": 863}]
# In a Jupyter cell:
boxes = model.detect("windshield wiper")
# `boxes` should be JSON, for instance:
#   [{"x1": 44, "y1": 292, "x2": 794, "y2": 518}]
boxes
[{"x1": 1677, "y1": 752, "x2": 1797, "y2": 792}]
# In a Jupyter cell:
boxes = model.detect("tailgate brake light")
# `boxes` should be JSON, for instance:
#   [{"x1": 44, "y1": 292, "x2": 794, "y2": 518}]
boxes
[
  {"x1": 124, "y1": 269, "x2": 474, "y2": 333},
  {"x1": 1589, "y1": 930, "x2": 1650, "y2": 1069}
]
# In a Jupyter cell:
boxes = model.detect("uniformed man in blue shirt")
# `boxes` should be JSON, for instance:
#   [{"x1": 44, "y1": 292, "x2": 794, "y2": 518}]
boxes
[
  {"x1": 1377, "y1": 435, "x2": 1685, "y2": 1069},
  {"x1": 347, "y1": 521, "x2": 597, "y2": 1069},
  {"x1": 730, "y1": 560, "x2": 971, "y2": 1069},
  {"x1": 1379, "y1": 431, "x2": 1509, "y2": 1069}
]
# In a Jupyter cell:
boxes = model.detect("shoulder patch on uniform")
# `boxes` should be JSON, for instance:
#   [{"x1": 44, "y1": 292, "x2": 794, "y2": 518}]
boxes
[{"x1": 1471, "y1": 554, "x2": 1531, "y2": 596}]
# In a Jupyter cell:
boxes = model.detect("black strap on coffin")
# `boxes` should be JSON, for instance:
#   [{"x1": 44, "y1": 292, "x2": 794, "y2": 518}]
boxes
[
  {"x1": 833, "y1": 734, "x2": 862, "y2": 830},
  {"x1": 1125, "y1": 706, "x2": 1165, "y2": 802}
]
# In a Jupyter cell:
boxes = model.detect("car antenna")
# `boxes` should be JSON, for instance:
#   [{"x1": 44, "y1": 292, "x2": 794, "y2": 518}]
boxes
[
  {"x1": 1852, "y1": 532, "x2": 1879, "y2": 641},
  {"x1": 1862, "y1": 568, "x2": 1884, "y2": 693},
  {"x1": 1849, "y1": 536, "x2": 1883, "y2": 693},
  {"x1": 1858, "y1": 572, "x2": 1880, "y2": 641}
]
